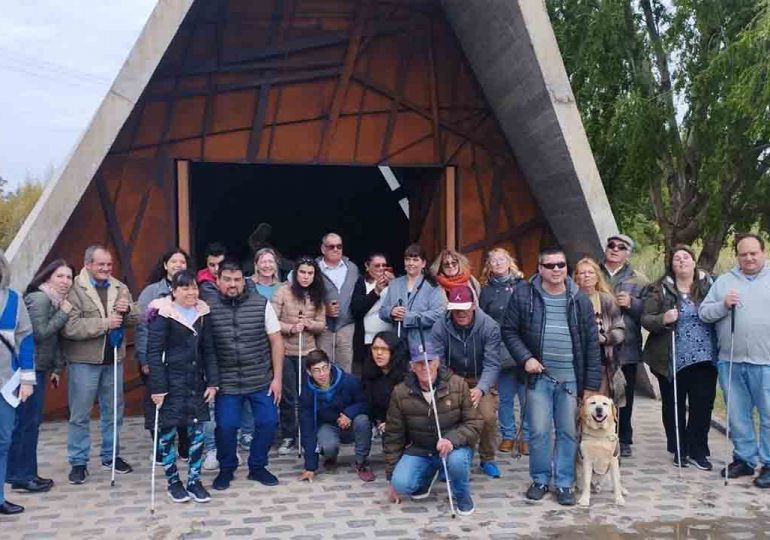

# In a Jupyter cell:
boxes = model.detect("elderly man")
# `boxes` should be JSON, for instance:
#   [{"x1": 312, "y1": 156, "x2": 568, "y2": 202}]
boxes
[
  {"x1": 432, "y1": 285, "x2": 501, "y2": 478},
  {"x1": 384, "y1": 335, "x2": 481, "y2": 516},
  {"x1": 315, "y1": 232, "x2": 360, "y2": 373},
  {"x1": 700, "y1": 233, "x2": 770, "y2": 487},
  {"x1": 600, "y1": 234, "x2": 649, "y2": 458},
  {"x1": 501, "y1": 247, "x2": 601, "y2": 506},
  {"x1": 61, "y1": 245, "x2": 139, "y2": 485}
]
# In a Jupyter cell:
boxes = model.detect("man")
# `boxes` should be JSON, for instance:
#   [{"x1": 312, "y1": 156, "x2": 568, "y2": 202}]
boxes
[
  {"x1": 501, "y1": 247, "x2": 601, "y2": 506},
  {"x1": 297, "y1": 350, "x2": 375, "y2": 483},
  {"x1": 699, "y1": 233, "x2": 770, "y2": 487},
  {"x1": 431, "y1": 285, "x2": 502, "y2": 478},
  {"x1": 197, "y1": 242, "x2": 227, "y2": 300},
  {"x1": 202, "y1": 260, "x2": 283, "y2": 490},
  {"x1": 600, "y1": 234, "x2": 648, "y2": 458},
  {"x1": 384, "y1": 336, "x2": 482, "y2": 516},
  {"x1": 61, "y1": 245, "x2": 139, "y2": 484},
  {"x1": 316, "y1": 232, "x2": 360, "y2": 373}
]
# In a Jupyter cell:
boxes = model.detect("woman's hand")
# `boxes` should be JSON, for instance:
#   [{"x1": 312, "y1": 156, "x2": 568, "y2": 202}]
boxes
[
  {"x1": 292, "y1": 322, "x2": 306, "y2": 334},
  {"x1": 151, "y1": 393, "x2": 166, "y2": 407},
  {"x1": 50, "y1": 372, "x2": 60, "y2": 389},
  {"x1": 377, "y1": 422, "x2": 386, "y2": 434},
  {"x1": 663, "y1": 308, "x2": 679, "y2": 325},
  {"x1": 390, "y1": 306, "x2": 406, "y2": 321},
  {"x1": 203, "y1": 387, "x2": 217, "y2": 404},
  {"x1": 18, "y1": 383, "x2": 34, "y2": 402},
  {"x1": 387, "y1": 483, "x2": 401, "y2": 504}
]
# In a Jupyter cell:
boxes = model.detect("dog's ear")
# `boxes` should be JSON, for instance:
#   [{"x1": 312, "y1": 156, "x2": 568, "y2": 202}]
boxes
[{"x1": 612, "y1": 403, "x2": 619, "y2": 424}]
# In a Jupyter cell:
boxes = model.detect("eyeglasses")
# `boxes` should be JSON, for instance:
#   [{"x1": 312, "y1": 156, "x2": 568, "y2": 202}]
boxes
[
  {"x1": 442, "y1": 260, "x2": 458, "y2": 268},
  {"x1": 309, "y1": 363, "x2": 331, "y2": 374},
  {"x1": 324, "y1": 244, "x2": 343, "y2": 250},
  {"x1": 540, "y1": 262, "x2": 567, "y2": 270},
  {"x1": 607, "y1": 242, "x2": 629, "y2": 251}
]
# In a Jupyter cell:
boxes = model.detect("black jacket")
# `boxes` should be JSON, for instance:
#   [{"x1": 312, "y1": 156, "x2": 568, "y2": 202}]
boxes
[
  {"x1": 500, "y1": 276, "x2": 601, "y2": 394},
  {"x1": 479, "y1": 276, "x2": 522, "y2": 372},
  {"x1": 361, "y1": 345, "x2": 409, "y2": 425},
  {"x1": 350, "y1": 276, "x2": 385, "y2": 368},
  {"x1": 147, "y1": 298, "x2": 218, "y2": 428}
]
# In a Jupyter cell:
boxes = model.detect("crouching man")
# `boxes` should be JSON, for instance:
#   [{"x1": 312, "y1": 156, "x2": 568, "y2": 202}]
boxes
[
  {"x1": 297, "y1": 350, "x2": 375, "y2": 482},
  {"x1": 384, "y1": 336, "x2": 482, "y2": 516}
]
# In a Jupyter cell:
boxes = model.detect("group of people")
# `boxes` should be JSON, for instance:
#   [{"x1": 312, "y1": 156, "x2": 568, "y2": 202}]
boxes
[{"x1": 1, "y1": 229, "x2": 769, "y2": 517}]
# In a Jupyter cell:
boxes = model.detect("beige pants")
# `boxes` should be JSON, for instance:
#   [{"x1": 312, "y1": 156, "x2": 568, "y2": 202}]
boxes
[
  {"x1": 317, "y1": 323, "x2": 355, "y2": 373},
  {"x1": 477, "y1": 389, "x2": 499, "y2": 463}
]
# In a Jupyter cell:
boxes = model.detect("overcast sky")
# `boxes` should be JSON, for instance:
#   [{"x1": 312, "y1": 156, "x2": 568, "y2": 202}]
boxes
[{"x1": 0, "y1": 1, "x2": 157, "y2": 190}]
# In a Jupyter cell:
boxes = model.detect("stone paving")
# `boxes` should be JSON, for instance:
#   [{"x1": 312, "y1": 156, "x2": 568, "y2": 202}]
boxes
[{"x1": 5, "y1": 396, "x2": 770, "y2": 539}]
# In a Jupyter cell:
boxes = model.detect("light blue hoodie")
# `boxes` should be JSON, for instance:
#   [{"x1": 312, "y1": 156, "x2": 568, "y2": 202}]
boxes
[{"x1": 699, "y1": 261, "x2": 770, "y2": 365}]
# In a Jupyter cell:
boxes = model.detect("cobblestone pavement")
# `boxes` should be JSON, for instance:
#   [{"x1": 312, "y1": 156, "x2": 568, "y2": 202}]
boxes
[{"x1": 6, "y1": 396, "x2": 770, "y2": 539}]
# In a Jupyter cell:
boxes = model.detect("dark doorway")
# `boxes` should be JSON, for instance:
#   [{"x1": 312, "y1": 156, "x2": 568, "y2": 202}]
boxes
[{"x1": 189, "y1": 163, "x2": 441, "y2": 274}]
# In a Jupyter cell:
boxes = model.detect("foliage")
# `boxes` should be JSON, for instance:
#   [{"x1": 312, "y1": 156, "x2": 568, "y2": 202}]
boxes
[{"x1": 0, "y1": 172, "x2": 48, "y2": 250}]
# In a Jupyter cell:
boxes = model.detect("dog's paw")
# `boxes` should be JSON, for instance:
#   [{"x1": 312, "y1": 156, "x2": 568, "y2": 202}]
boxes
[
  {"x1": 614, "y1": 496, "x2": 626, "y2": 506},
  {"x1": 578, "y1": 496, "x2": 590, "y2": 507}
]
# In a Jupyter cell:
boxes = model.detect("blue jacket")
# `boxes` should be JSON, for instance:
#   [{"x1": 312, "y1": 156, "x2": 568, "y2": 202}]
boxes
[
  {"x1": 379, "y1": 275, "x2": 446, "y2": 340},
  {"x1": 299, "y1": 365, "x2": 369, "y2": 471},
  {"x1": 0, "y1": 288, "x2": 36, "y2": 386}
]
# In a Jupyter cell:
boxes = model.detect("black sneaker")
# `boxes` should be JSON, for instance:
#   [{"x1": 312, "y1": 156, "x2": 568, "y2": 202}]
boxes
[
  {"x1": 525, "y1": 482, "x2": 549, "y2": 501},
  {"x1": 186, "y1": 481, "x2": 212, "y2": 503},
  {"x1": 102, "y1": 457, "x2": 133, "y2": 474},
  {"x1": 167, "y1": 481, "x2": 190, "y2": 503},
  {"x1": 212, "y1": 469, "x2": 234, "y2": 491},
  {"x1": 556, "y1": 487, "x2": 576, "y2": 506},
  {"x1": 247, "y1": 467, "x2": 279, "y2": 486},
  {"x1": 673, "y1": 454, "x2": 690, "y2": 468},
  {"x1": 754, "y1": 466, "x2": 770, "y2": 488},
  {"x1": 620, "y1": 443, "x2": 632, "y2": 458},
  {"x1": 68, "y1": 465, "x2": 88, "y2": 485},
  {"x1": 411, "y1": 470, "x2": 439, "y2": 500},
  {"x1": 691, "y1": 456, "x2": 713, "y2": 471},
  {"x1": 721, "y1": 459, "x2": 755, "y2": 479}
]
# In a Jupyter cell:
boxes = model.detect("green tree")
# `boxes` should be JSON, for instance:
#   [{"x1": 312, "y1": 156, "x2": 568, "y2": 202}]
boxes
[
  {"x1": 0, "y1": 173, "x2": 46, "y2": 250},
  {"x1": 548, "y1": 0, "x2": 770, "y2": 269}
]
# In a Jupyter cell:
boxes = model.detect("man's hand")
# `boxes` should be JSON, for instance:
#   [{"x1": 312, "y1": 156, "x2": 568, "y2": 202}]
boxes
[
  {"x1": 204, "y1": 386, "x2": 217, "y2": 404},
  {"x1": 390, "y1": 306, "x2": 406, "y2": 321},
  {"x1": 50, "y1": 372, "x2": 60, "y2": 389},
  {"x1": 436, "y1": 437, "x2": 453, "y2": 458},
  {"x1": 469, "y1": 387, "x2": 483, "y2": 408},
  {"x1": 151, "y1": 393, "x2": 165, "y2": 407},
  {"x1": 327, "y1": 301, "x2": 340, "y2": 318},
  {"x1": 18, "y1": 383, "x2": 34, "y2": 402},
  {"x1": 268, "y1": 377, "x2": 282, "y2": 405},
  {"x1": 298, "y1": 470, "x2": 315, "y2": 482},
  {"x1": 377, "y1": 422, "x2": 386, "y2": 434},
  {"x1": 107, "y1": 313, "x2": 123, "y2": 329},
  {"x1": 387, "y1": 483, "x2": 401, "y2": 504},
  {"x1": 582, "y1": 389, "x2": 600, "y2": 402},
  {"x1": 615, "y1": 291, "x2": 631, "y2": 308},
  {"x1": 141, "y1": 364, "x2": 150, "y2": 375},
  {"x1": 337, "y1": 413, "x2": 351, "y2": 429},
  {"x1": 725, "y1": 289, "x2": 740, "y2": 310},
  {"x1": 60, "y1": 299, "x2": 73, "y2": 314},
  {"x1": 114, "y1": 297, "x2": 130, "y2": 314},
  {"x1": 663, "y1": 308, "x2": 679, "y2": 325},
  {"x1": 524, "y1": 358, "x2": 544, "y2": 374}
]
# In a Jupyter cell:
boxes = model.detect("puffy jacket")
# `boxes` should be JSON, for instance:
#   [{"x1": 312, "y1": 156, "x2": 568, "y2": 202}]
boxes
[
  {"x1": 24, "y1": 290, "x2": 68, "y2": 374},
  {"x1": 383, "y1": 367, "x2": 482, "y2": 479},
  {"x1": 202, "y1": 288, "x2": 273, "y2": 394},
  {"x1": 271, "y1": 282, "x2": 326, "y2": 356},
  {"x1": 135, "y1": 278, "x2": 172, "y2": 366},
  {"x1": 317, "y1": 256, "x2": 360, "y2": 330},
  {"x1": 431, "y1": 308, "x2": 501, "y2": 394},
  {"x1": 601, "y1": 262, "x2": 649, "y2": 365},
  {"x1": 147, "y1": 297, "x2": 218, "y2": 428},
  {"x1": 500, "y1": 276, "x2": 602, "y2": 395},
  {"x1": 299, "y1": 365, "x2": 369, "y2": 471}
]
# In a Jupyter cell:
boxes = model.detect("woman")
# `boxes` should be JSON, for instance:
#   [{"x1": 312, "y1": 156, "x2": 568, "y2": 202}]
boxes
[
  {"x1": 351, "y1": 253, "x2": 394, "y2": 371},
  {"x1": 147, "y1": 270, "x2": 218, "y2": 503},
  {"x1": 136, "y1": 249, "x2": 191, "y2": 461},
  {"x1": 430, "y1": 249, "x2": 481, "y2": 300},
  {"x1": 249, "y1": 248, "x2": 282, "y2": 300},
  {"x1": 642, "y1": 245, "x2": 717, "y2": 470},
  {"x1": 6, "y1": 260, "x2": 73, "y2": 494},
  {"x1": 379, "y1": 244, "x2": 446, "y2": 339},
  {"x1": 361, "y1": 331, "x2": 409, "y2": 436},
  {"x1": 478, "y1": 248, "x2": 528, "y2": 455},
  {"x1": 0, "y1": 249, "x2": 35, "y2": 515},
  {"x1": 272, "y1": 257, "x2": 327, "y2": 455},
  {"x1": 573, "y1": 257, "x2": 626, "y2": 402}
]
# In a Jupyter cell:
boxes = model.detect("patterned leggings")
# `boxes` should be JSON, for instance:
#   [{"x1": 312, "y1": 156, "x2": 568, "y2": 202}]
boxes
[{"x1": 159, "y1": 423, "x2": 205, "y2": 487}]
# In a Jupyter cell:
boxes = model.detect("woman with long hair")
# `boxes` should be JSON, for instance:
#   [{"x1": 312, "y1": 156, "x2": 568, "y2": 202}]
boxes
[
  {"x1": 272, "y1": 257, "x2": 327, "y2": 455},
  {"x1": 351, "y1": 252, "x2": 394, "y2": 371},
  {"x1": 573, "y1": 257, "x2": 626, "y2": 402},
  {"x1": 6, "y1": 259, "x2": 74, "y2": 494},
  {"x1": 361, "y1": 331, "x2": 409, "y2": 436},
  {"x1": 249, "y1": 248, "x2": 282, "y2": 300},
  {"x1": 478, "y1": 248, "x2": 528, "y2": 455},
  {"x1": 431, "y1": 248, "x2": 481, "y2": 299}
]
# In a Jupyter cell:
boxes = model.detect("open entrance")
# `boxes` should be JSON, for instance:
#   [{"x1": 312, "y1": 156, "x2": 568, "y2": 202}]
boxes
[{"x1": 183, "y1": 163, "x2": 448, "y2": 274}]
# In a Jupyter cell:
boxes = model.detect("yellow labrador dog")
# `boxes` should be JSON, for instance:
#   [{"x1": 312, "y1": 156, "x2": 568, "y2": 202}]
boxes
[{"x1": 576, "y1": 395, "x2": 626, "y2": 506}]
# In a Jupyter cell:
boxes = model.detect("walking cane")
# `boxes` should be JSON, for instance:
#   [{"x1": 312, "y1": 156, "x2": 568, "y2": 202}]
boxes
[
  {"x1": 150, "y1": 404, "x2": 160, "y2": 514},
  {"x1": 724, "y1": 307, "x2": 736, "y2": 486},
  {"x1": 396, "y1": 299, "x2": 403, "y2": 339},
  {"x1": 297, "y1": 322, "x2": 304, "y2": 459},
  {"x1": 417, "y1": 319, "x2": 457, "y2": 518},
  {"x1": 671, "y1": 326, "x2": 683, "y2": 478},
  {"x1": 108, "y1": 325, "x2": 125, "y2": 488}
]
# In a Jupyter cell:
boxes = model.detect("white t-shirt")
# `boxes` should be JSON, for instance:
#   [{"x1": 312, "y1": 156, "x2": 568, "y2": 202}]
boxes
[
  {"x1": 363, "y1": 281, "x2": 392, "y2": 343},
  {"x1": 265, "y1": 302, "x2": 280, "y2": 334}
]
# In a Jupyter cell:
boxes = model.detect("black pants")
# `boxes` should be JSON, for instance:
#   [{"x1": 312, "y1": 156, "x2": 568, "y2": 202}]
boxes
[
  {"x1": 279, "y1": 356, "x2": 301, "y2": 440},
  {"x1": 141, "y1": 368, "x2": 190, "y2": 458},
  {"x1": 619, "y1": 363, "x2": 637, "y2": 445},
  {"x1": 654, "y1": 362, "x2": 717, "y2": 460}
]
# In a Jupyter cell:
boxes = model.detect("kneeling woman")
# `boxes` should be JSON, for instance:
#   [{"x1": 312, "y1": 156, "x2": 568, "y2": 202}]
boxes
[
  {"x1": 362, "y1": 331, "x2": 409, "y2": 436},
  {"x1": 148, "y1": 270, "x2": 218, "y2": 503}
]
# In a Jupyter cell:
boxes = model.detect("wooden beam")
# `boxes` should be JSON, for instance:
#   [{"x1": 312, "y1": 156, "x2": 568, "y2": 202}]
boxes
[
  {"x1": 445, "y1": 167, "x2": 456, "y2": 251},
  {"x1": 176, "y1": 160, "x2": 191, "y2": 254}
]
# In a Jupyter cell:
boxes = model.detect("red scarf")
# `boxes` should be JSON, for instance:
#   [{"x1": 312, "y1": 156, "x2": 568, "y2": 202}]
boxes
[{"x1": 436, "y1": 271, "x2": 471, "y2": 292}]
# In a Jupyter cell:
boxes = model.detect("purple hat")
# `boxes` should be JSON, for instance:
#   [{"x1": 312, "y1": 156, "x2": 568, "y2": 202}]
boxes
[{"x1": 409, "y1": 335, "x2": 441, "y2": 363}]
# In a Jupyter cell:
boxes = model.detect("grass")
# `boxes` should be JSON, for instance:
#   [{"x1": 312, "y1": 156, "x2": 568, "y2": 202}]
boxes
[{"x1": 630, "y1": 242, "x2": 736, "y2": 282}]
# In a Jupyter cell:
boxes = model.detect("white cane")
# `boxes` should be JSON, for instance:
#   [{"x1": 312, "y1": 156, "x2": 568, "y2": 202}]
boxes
[
  {"x1": 111, "y1": 345, "x2": 118, "y2": 487},
  {"x1": 150, "y1": 404, "x2": 160, "y2": 514},
  {"x1": 297, "y1": 330, "x2": 304, "y2": 458},
  {"x1": 396, "y1": 299, "x2": 403, "y2": 339},
  {"x1": 724, "y1": 308, "x2": 736, "y2": 486},
  {"x1": 671, "y1": 327, "x2": 683, "y2": 478}
]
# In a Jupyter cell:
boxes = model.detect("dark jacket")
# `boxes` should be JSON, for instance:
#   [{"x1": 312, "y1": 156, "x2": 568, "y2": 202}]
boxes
[
  {"x1": 383, "y1": 367, "x2": 482, "y2": 479},
  {"x1": 431, "y1": 308, "x2": 501, "y2": 394},
  {"x1": 24, "y1": 290, "x2": 68, "y2": 374},
  {"x1": 299, "y1": 365, "x2": 369, "y2": 471},
  {"x1": 642, "y1": 271, "x2": 715, "y2": 379},
  {"x1": 147, "y1": 297, "x2": 218, "y2": 428},
  {"x1": 500, "y1": 276, "x2": 602, "y2": 394},
  {"x1": 601, "y1": 262, "x2": 649, "y2": 365},
  {"x1": 317, "y1": 256, "x2": 360, "y2": 330},
  {"x1": 361, "y1": 346, "x2": 409, "y2": 426},
  {"x1": 135, "y1": 278, "x2": 172, "y2": 366},
  {"x1": 202, "y1": 287, "x2": 273, "y2": 395},
  {"x1": 350, "y1": 276, "x2": 389, "y2": 367}
]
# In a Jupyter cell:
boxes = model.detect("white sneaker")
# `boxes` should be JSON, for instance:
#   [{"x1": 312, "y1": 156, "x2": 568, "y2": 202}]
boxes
[
  {"x1": 202, "y1": 451, "x2": 219, "y2": 471},
  {"x1": 278, "y1": 438, "x2": 295, "y2": 456}
]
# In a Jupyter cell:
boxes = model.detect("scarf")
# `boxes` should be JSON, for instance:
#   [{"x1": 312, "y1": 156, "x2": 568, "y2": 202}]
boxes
[
  {"x1": 38, "y1": 283, "x2": 65, "y2": 308},
  {"x1": 489, "y1": 274, "x2": 516, "y2": 287},
  {"x1": 436, "y1": 270, "x2": 471, "y2": 291}
]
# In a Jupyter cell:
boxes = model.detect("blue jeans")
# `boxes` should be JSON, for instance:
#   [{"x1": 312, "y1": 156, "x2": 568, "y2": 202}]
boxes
[
  {"x1": 317, "y1": 414, "x2": 372, "y2": 464},
  {"x1": 390, "y1": 446, "x2": 473, "y2": 500},
  {"x1": 527, "y1": 376, "x2": 578, "y2": 488},
  {"x1": 0, "y1": 396, "x2": 16, "y2": 504},
  {"x1": 67, "y1": 362, "x2": 124, "y2": 466},
  {"x1": 7, "y1": 371, "x2": 46, "y2": 482},
  {"x1": 498, "y1": 369, "x2": 529, "y2": 441},
  {"x1": 215, "y1": 391, "x2": 278, "y2": 471},
  {"x1": 240, "y1": 401, "x2": 254, "y2": 438},
  {"x1": 718, "y1": 361, "x2": 770, "y2": 468}
]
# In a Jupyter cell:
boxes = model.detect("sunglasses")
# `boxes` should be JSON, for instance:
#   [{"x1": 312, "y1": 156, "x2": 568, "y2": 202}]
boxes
[
  {"x1": 540, "y1": 262, "x2": 567, "y2": 270},
  {"x1": 297, "y1": 257, "x2": 315, "y2": 265},
  {"x1": 442, "y1": 260, "x2": 459, "y2": 268},
  {"x1": 607, "y1": 242, "x2": 629, "y2": 251},
  {"x1": 324, "y1": 243, "x2": 343, "y2": 250}
]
